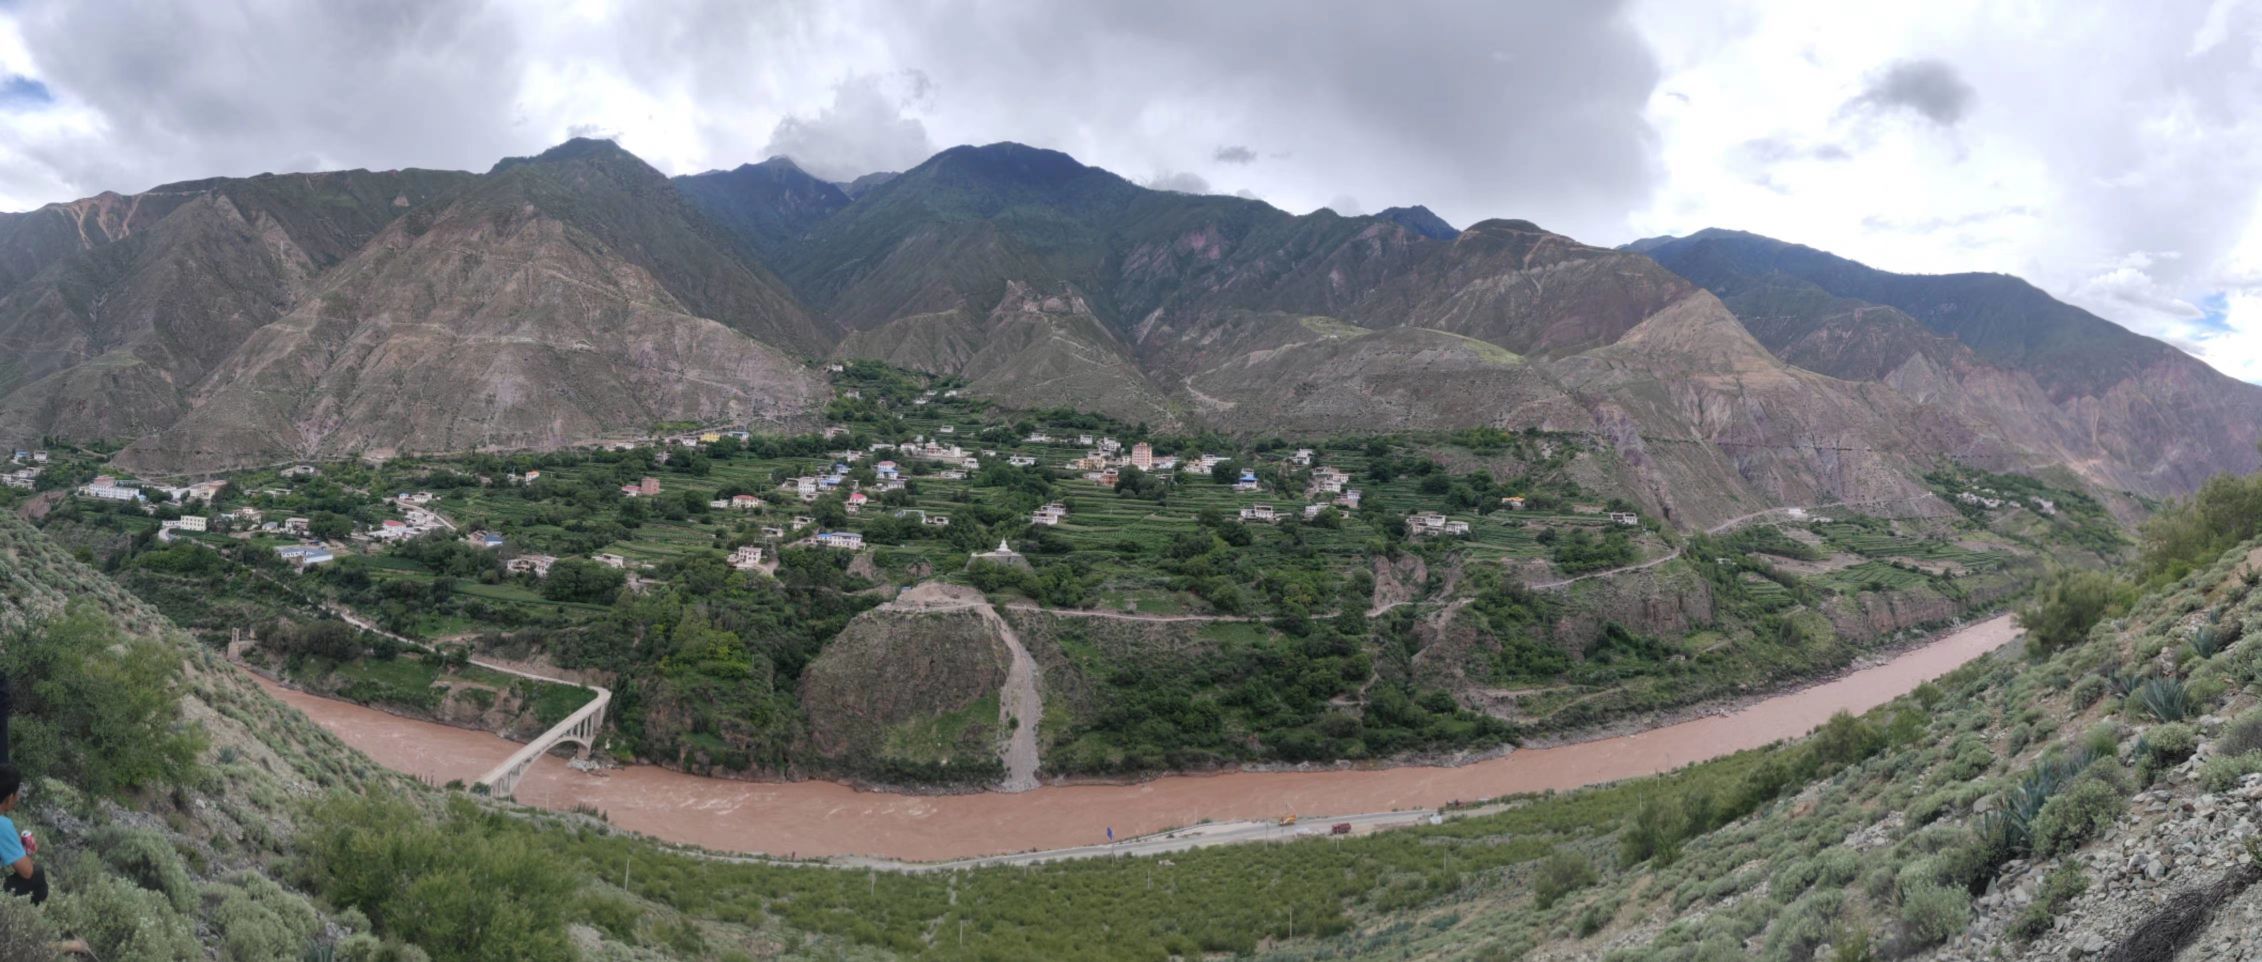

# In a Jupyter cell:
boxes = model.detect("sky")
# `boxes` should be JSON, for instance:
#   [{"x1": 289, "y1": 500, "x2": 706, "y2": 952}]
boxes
[{"x1": 2, "y1": 0, "x2": 2260, "y2": 379}]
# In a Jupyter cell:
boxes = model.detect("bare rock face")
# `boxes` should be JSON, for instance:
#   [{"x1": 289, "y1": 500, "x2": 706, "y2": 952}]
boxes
[{"x1": 111, "y1": 142, "x2": 827, "y2": 472}]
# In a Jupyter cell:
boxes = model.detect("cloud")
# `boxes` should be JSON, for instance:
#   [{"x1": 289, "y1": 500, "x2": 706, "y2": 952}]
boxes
[
  {"x1": 762, "y1": 73, "x2": 936, "y2": 182},
  {"x1": 1846, "y1": 58, "x2": 1975, "y2": 126},
  {"x1": 862, "y1": 0, "x2": 1663, "y2": 239},
  {"x1": 1212, "y1": 144, "x2": 1256, "y2": 164},
  {"x1": 1, "y1": 0, "x2": 530, "y2": 201},
  {"x1": 1324, "y1": 194, "x2": 1364, "y2": 217},
  {"x1": 1144, "y1": 171, "x2": 1210, "y2": 194}
]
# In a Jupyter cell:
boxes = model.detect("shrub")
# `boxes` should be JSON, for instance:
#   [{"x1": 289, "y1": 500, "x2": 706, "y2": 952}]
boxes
[
  {"x1": 210, "y1": 872, "x2": 323, "y2": 962},
  {"x1": 1619, "y1": 797, "x2": 1690, "y2": 867},
  {"x1": 0, "y1": 897, "x2": 59, "y2": 961},
  {"x1": 2018, "y1": 570, "x2": 2131, "y2": 654},
  {"x1": 2139, "y1": 722, "x2": 2199, "y2": 770},
  {"x1": 336, "y1": 934, "x2": 434, "y2": 962},
  {"x1": 2009, "y1": 865, "x2": 2088, "y2": 940},
  {"x1": 2029, "y1": 778, "x2": 2125, "y2": 857},
  {"x1": 2134, "y1": 677, "x2": 2191, "y2": 722},
  {"x1": 301, "y1": 794, "x2": 577, "y2": 962},
  {"x1": 2068, "y1": 675, "x2": 2106, "y2": 708},
  {"x1": 1, "y1": 603, "x2": 204, "y2": 796},
  {"x1": 1533, "y1": 849, "x2": 1597, "y2": 910},
  {"x1": 92, "y1": 825, "x2": 196, "y2": 912},
  {"x1": 50, "y1": 873, "x2": 201, "y2": 961},
  {"x1": 2200, "y1": 752, "x2": 2262, "y2": 793},
  {"x1": 2222, "y1": 710, "x2": 2262, "y2": 757},
  {"x1": 1898, "y1": 880, "x2": 1972, "y2": 948}
]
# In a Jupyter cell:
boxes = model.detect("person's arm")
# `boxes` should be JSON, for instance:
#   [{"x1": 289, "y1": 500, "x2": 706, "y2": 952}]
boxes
[{"x1": 7, "y1": 855, "x2": 27, "y2": 880}]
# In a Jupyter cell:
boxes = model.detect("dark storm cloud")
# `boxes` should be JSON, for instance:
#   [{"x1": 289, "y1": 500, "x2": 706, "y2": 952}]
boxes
[
  {"x1": 7, "y1": 0, "x2": 530, "y2": 196},
  {"x1": 1848, "y1": 58, "x2": 1975, "y2": 126},
  {"x1": 870, "y1": 0, "x2": 1662, "y2": 238},
  {"x1": 762, "y1": 74, "x2": 937, "y2": 182},
  {"x1": 1212, "y1": 145, "x2": 1256, "y2": 164}
]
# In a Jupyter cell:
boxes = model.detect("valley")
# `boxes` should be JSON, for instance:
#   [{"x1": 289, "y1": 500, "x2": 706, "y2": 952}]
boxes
[
  {"x1": 0, "y1": 132, "x2": 2256, "y2": 962},
  {"x1": 7, "y1": 361, "x2": 2122, "y2": 797}
]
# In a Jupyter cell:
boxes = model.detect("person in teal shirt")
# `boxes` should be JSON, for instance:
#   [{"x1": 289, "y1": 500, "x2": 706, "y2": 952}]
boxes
[{"x1": 0, "y1": 766, "x2": 43, "y2": 904}]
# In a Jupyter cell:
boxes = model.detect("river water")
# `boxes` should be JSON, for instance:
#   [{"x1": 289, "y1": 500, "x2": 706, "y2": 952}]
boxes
[{"x1": 254, "y1": 613, "x2": 2018, "y2": 861}]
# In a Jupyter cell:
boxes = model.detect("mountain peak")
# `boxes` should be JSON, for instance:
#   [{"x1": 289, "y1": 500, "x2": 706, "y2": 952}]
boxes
[
  {"x1": 916, "y1": 142, "x2": 1100, "y2": 188},
  {"x1": 487, "y1": 137, "x2": 650, "y2": 176},
  {"x1": 1375, "y1": 205, "x2": 1457, "y2": 240}
]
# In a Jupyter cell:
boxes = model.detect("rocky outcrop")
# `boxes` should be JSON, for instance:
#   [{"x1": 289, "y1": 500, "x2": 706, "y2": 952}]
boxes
[{"x1": 798, "y1": 605, "x2": 1008, "y2": 772}]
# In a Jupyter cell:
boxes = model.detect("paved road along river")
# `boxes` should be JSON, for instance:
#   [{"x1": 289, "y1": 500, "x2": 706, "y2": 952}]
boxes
[{"x1": 253, "y1": 613, "x2": 2018, "y2": 862}]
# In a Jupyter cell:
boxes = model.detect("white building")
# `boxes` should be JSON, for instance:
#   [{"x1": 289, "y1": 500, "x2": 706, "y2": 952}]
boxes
[
  {"x1": 1032, "y1": 503, "x2": 1068, "y2": 526},
  {"x1": 728, "y1": 545, "x2": 765, "y2": 571},
  {"x1": 79, "y1": 476, "x2": 143, "y2": 502},
  {"x1": 506, "y1": 555, "x2": 557, "y2": 577},
  {"x1": 815, "y1": 531, "x2": 864, "y2": 550},
  {"x1": 163, "y1": 515, "x2": 209, "y2": 533},
  {"x1": 1239, "y1": 504, "x2": 1279, "y2": 523}
]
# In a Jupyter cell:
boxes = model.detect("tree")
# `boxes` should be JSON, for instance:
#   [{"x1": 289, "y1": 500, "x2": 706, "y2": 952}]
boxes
[
  {"x1": 2017, "y1": 569, "x2": 2131, "y2": 654},
  {"x1": 540, "y1": 558, "x2": 626, "y2": 604},
  {"x1": 309, "y1": 512, "x2": 354, "y2": 540}
]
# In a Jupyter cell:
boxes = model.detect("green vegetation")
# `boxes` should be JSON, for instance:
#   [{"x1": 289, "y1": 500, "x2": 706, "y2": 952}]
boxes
[
  {"x1": 1, "y1": 603, "x2": 202, "y2": 797},
  {"x1": 2017, "y1": 568, "x2": 2133, "y2": 654}
]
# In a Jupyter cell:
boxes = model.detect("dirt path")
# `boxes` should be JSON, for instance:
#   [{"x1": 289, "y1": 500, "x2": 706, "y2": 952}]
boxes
[
  {"x1": 1001, "y1": 602, "x2": 1266, "y2": 624},
  {"x1": 981, "y1": 603, "x2": 1044, "y2": 792}
]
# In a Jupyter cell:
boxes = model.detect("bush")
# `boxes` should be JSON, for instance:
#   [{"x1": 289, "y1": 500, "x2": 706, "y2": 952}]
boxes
[
  {"x1": 1619, "y1": 797, "x2": 1690, "y2": 867},
  {"x1": 1533, "y1": 849, "x2": 1597, "y2": 910},
  {"x1": 336, "y1": 934, "x2": 435, "y2": 962},
  {"x1": 2221, "y1": 710, "x2": 2262, "y2": 758},
  {"x1": 1897, "y1": 880, "x2": 1972, "y2": 948},
  {"x1": 2139, "y1": 722, "x2": 2199, "y2": 770},
  {"x1": 2018, "y1": 570, "x2": 2131, "y2": 654},
  {"x1": 92, "y1": 825, "x2": 196, "y2": 912},
  {"x1": 0, "y1": 897, "x2": 59, "y2": 961},
  {"x1": 2028, "y1": 778, "x2": 2125, "y2": 857},
  {"x1": 210, "y1": 872, "x2": 324, "y2": 962},
  {"x1": 301, "y1": 794, "x2": 577, "y2": 962},
  {"x1": 2068, "y1": 675, "x2": 2107, "y2": 709},
  {"x1": 2199, "y1": 752, "x2": 2262, "y2": 793},
  {"x1": 0, "y1": 603, "x2": 203, "y2": 796},
  {"x1": 50, "y1": 873, "x2": 201, "y2": 961},
  {"x1": 2009, "y1": 865, "x2": 2088, "y2": 940}
]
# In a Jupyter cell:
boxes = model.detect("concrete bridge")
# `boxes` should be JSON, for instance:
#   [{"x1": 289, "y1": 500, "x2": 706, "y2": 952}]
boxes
[{"x1": 470, "y1": 659, "x2": 611, "y2": 799}]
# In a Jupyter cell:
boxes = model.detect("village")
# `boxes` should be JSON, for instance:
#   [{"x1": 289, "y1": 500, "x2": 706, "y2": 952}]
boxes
[
  {"x1": 5, "y1": 368, "x2": 1692, "y2": 625},
  {"x1": 5, "y1": 366, "x2": 2101, "y2": 647}
]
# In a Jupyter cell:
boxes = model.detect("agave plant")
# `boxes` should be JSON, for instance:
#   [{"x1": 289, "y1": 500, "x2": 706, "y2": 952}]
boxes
[
  {"x1": 2189, "y1": 625, "x2": 2226, "y2": 659},
  {"x1": 1980, "y1": 748, "x2": 2095, "y2": 858},
  {"x1": 2104, "y1": 670, "x2": 2141, "y2": 699},
  {"x1": 2135, "y1": 676, "x2": 2190, "y2": 723}
]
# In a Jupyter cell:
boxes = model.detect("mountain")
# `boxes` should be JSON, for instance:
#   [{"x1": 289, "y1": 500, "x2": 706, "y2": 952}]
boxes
[
  {"x1": 672, "y1": 156, "x2": 853, "y2": 263},
  {"x1": 110, "y1": 139, "x2": 828, "y2": 472},
  {"x1": 0, "y1": 169, "x2": 475, "y2": 445},
  {"x1": 1, "y1": 138, "x2": 2247, "y2": 517},
  {"x1": 1376, "y1": 204, "x2": 1457, "y2": 240},
  {"x1": 1633, "y1": 228, "x2": 2262, "y2": 494},
  {"x1": 839, "y1": 170, "x2": 899, "y2": 199}
]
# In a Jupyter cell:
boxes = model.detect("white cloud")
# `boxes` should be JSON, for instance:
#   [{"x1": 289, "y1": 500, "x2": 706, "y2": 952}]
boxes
[{"x1": 1630, "y1": 0, "x2": 2262, "y2": 382}]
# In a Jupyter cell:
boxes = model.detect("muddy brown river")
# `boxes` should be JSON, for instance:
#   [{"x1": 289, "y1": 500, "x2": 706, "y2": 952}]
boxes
[{"x1": 255, "y1": 613, "x2": 2017, "y2": 861}]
